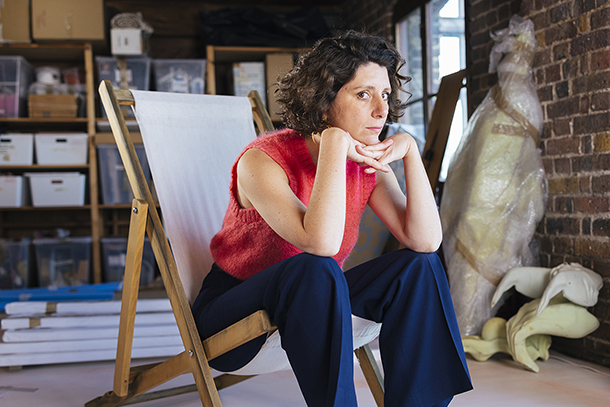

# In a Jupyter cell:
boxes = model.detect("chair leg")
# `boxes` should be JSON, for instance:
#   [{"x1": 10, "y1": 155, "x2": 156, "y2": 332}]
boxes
[{"x1": 355, "y1": 343, "x2": 385, "y2": 407}]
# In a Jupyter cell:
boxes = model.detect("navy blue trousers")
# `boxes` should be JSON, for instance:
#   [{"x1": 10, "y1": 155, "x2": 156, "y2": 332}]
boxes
[{"x1": 191, "y1": 249, "x2": 472, "y2": 407}]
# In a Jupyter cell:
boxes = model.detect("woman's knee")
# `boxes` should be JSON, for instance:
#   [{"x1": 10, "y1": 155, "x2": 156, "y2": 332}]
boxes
[{"x1": 280, "y1": 253, "x2": 347, "y2": 292}]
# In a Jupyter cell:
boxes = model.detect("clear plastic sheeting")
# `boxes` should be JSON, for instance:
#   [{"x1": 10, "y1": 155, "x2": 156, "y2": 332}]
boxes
[{"x1": 440, "y1": 16, "x2": 547, "y2": 336}]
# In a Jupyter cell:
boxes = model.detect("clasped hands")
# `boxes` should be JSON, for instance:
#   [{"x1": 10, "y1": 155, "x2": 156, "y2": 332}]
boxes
[{"x1": 319, "y1": 127, "x2": 416, "y2": 174}]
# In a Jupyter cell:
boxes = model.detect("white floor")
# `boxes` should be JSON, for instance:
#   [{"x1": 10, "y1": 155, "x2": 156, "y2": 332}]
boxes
[{"x1": 1, "y1": 347, "x2": 609, "y2": 406}]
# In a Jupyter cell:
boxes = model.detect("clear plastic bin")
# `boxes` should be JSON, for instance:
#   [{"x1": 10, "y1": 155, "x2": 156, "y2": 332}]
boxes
[
  {"x1": 101, "y1": 237, "x2": 155, "y2": 286},
  {"x1": 96, "y1": 56, "x2": 151, "y2": 118},
  {"x1": 153, "y1": 59, "x2": 206, "y2": 94},
  {"x1": 0, "y1": 56, "x2": 34, "y2": 117},
  {"x1": 33, "y1": 237, "x2": 91, "y2": 287},
  {"x1": 0, "y1": 240, "x2": 31, "y2": 289},
  {"x1": 97, "y1": 144, "x2": 150, "y2": 204}
]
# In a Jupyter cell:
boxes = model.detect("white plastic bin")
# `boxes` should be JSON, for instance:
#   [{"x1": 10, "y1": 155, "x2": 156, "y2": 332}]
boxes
[
  {"x1": 34, "y1": 132, "x2": 88, "y2": 165},
  {"x1": 25, "y1": 172, "x2": 86, "y2": 207},
  {"x1": 101, "y1": 237, "x2": 155, "y2": 286},
  {"x1": 0, "y1": 133, "x2": 34, "y2": 165},
  {"x1": 0, "y1": 175, "x2": 29, "y2": 207},
  {"x1": 97, "y1": 144, "x2": 150, "y2": 204},
  {"x1": 0, "y1": 56, "x2": 35, "y2": 117},
  {"x1": 33, "y1": 237, "x2": 91, "y2": 287},
  {"x1": 0, "y1": 239, "x2": 31, "y2": 289},
  {"x1": 153, "y1": 59, "x2": 206, "y2": 93}
]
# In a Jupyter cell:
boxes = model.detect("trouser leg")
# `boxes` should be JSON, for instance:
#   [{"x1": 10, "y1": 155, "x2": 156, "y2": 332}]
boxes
[
  {"x1": 345, "y1": 249, "x2": 472, "y2": 407},
  {"x1": 191, "y1": 253, "x2": 357, "y2": 407}
]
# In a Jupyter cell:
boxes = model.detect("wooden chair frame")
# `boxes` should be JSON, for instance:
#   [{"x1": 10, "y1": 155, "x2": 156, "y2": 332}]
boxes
[{"x1": 87, "y1": 80, "x2": 384, "y2": 407}]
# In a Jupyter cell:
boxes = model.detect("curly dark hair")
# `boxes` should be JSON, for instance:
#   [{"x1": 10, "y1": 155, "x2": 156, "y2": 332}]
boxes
[{"x1": 276, "y1": 30, "x2": 411, "y2": 136}]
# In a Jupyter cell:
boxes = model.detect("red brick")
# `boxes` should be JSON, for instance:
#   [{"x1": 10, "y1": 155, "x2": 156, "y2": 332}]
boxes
[
  {"x1": 546, "y1": 63, "x2": 562, "y2": 82},
  {"x1": 591, "y1": 50, "x2": 610, "y2": 70},
  {"x1": 571, "y1": 29, "x2": 610, "y2": 56},
  {"x1": 593, "y1": 154, "x2": 610, "y2": 171},
  {"x1": 592, "y1": 174, "x2": 610, "y2": 193},
  {"x1": 591, "y1": 92, "x2": 610, "y2": 111},
  {"x1": 555, "y1": 157, "x2": 571, "y2": 173},
  {"x1": 548, "y1": 176, "x2": 580, "y2": 194},
  {"x1": 591, "y1": 7, "x2": 610, "y2": 30},
  {"x1": 555, "y1": 196, "x2": 574, "y2": 213},
  {"x1": 575, "y1": 237, "x2": 610, "y2": 257},
  {"x1": 552, "y1": 235, "x2": 574, "y2": 253},
  {"x1": 546, "y1": 216, "x2": 581, "y2": 235},
  {"x1": 575, "y1": 197, "x2": 610, "y2": 213},
  {"x1": 574, "y1": 112, "x2": 610, "y2": 135},
  {"x1": 546, "y1": 21, "x2": 578, "y2": 45},
  {"x1": 553, "y1": 118, "x2": 571, "y2": 136},
  {"x1": 547, "y1": 97, "x2": 580, "y2": 119},
  {"x1": 546, "y1": 136, "x2": 580, "y2": 155},
  {"x1": 593, "y1": 218, "x2": 610, "y2": 238}
]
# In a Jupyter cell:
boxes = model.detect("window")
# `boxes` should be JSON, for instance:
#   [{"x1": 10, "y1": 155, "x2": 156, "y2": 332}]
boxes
[{"x1": 395, "y1": 0, "x2": 467, "y2": 182}]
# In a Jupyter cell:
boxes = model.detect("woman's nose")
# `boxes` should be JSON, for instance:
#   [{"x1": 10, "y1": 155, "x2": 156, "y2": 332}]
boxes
[{"x1": 372, "y1": 96, "x2": 388, "y2": 118}]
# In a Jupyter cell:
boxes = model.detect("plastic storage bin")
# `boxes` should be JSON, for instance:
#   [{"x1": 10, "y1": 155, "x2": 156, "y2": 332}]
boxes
[
  {"x1": 97, "y1": 144, "x2": 150, "y2": 204},
  {"x1": 101, "y1": 237, "x2": 155, "y2": 286},
  {"x1": 25, "y1": 172, "x2": 86, "y2": 207},
  {"x1": 153, "y1": 59, "x2": 206, "y2": 94},
  {"x1": 0, "y1": 133, "x2": 34, "y2": 165},
  {"x1": 0, "y1": 240, "x2": 31, "y2": 289},
  {"x1": 96, "y1": 56, "x2": 151, "y2": 118},
  {"x1": 34, "y1": 132, "x2": 88, "y2": 164},
  {"x1": 0, "y1": 56, "x2": 34, "y2": 117},
  {"x1": 0, "y1": 175, "x2": 29, "y2": 207},
  {"x1": 33, "y1": 237, "x2": 91, "y2": 287}
]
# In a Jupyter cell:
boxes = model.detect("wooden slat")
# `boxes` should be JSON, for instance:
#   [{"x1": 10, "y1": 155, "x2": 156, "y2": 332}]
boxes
[
  {"x1": 202, "y1": 310, "x2": 277, "y2": 361},
  {"x1": 114, "y1": 199, "x2": 149, "y2": 397},
  {"x1": 355, "y1": 344, "x2": 385, "y2": 407}
]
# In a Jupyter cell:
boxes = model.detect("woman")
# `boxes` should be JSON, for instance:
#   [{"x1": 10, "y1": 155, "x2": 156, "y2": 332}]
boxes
[{"x1": 192, "y1": 30, "x2": 472, "y2": 407}]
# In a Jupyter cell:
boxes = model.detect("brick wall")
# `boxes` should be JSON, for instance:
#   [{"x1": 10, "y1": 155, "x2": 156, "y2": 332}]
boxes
[
  {"x1": 341, "y1": 0, "x2": 397, "y2": 39},
  {"x1": 467, "y1": 0, "x2": 610, "y2": 367}
]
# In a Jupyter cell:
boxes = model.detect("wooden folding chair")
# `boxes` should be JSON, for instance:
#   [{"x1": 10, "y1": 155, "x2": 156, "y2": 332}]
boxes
[{"x1": 87, "y1": 81, "x2": 384, "y2": 407}]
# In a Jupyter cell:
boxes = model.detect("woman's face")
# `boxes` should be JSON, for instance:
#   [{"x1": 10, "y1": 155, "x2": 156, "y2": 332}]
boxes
[{"x1": 326, "y1": 62, "x2": 391, "y2": 146}]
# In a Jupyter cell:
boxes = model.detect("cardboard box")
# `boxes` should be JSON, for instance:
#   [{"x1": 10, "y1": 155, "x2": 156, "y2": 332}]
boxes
[
  {"x1": 31, "y1": 0, "x2": 104, "y2": 41},
  {"x1": 0, "y1": 0, "x2": 31, "y2": 43},
  {"x1": 34, "y1": 132, "x2": 88, "y2": 165},
  {"x1": 25, "y1": 172, "x2": 86, "y2": 207},
  {"x1": 265, "y1": 53, "x2": 294, "y2": 121},
  {"x1": 28, "y1": 94, "x2": 79, "y2": 119},
  {"x1": 0, "y1": 133, "x2": 34, "y2": 165}
]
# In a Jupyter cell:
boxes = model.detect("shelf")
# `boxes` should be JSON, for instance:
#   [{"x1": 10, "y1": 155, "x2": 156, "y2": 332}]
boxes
[
  {"x1": 0, "y1": 43, "x2": 91, "y2": 63},
  {"x1": 0, "y1": 118, "x2": 88, "y2": 124},
  {"x1": 0, "y1": 164, "x2": 89, "y2": 170},
  {"x1": 0, "y1": 205, "x2": 91, "y2": 211}
]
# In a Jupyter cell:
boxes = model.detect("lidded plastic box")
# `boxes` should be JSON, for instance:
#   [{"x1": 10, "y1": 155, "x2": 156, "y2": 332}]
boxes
[
  {"x1": 33, "y1": 237, "x2": 92, "y2": 287},
  {"x1": 97, "y1": 144, "x2": 150, "y2": 204},
  {"x1": 101, "y1": 237, "x2": 155, "y2": 286},
  {"x1": 153, "y1": 59, "x2": 206, "y2": 94},
  {"x1": 0, "y1": 56, "x2": 34, "y2": 117},
  {"x1": 0, "y1": 239, "x2": 31, "y2": 289}
]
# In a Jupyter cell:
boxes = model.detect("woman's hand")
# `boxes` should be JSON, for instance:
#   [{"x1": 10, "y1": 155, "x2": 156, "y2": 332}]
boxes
[
  {"x1": 355, "y1": 132, "x2": 417, "y2": 174},
  {"x1": 318, "y1": 127, "x2": 394, "y2": 173}
]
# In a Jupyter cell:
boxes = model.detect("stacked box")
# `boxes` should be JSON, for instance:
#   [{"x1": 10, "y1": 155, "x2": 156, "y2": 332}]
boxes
[
  {"x1": 33, "y1": 237, "x2": 91, "y2": 287},
  {"x1": 0, "y1": 240, "x2": 31, "y2": 289},
  {"x1": 101, "y1": 237, "x2": 155, "y2": 286},
  {"x1": 0, "y1": 56, "x2": 34, "y2": 117},
  {"x1": 96, "y1": 56, "x2": 151, "y2": 118},
  {"x1": 24, "y1": 172, "x2": 86, "y2": 207},
  {"x1": 34, "y1": 132, "x2": 88, "y2": 165},
  {"x1": 0, "y1": 133, "x2": 34, "y2": 165},
  {"x1": 97, "y1": 144, "x2": 150, "y2": 204},
  {"x1": 0, "y1": 175, "x2": 29, "y2": 207},
  {"x1": 153, "y1": 59, "x2": 206, "y2": 93}
]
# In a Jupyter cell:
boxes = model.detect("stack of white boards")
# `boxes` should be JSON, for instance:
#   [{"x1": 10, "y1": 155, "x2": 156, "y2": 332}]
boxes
[{"x1": 0, "y1": 298, "x2": 183, "y2": 368}]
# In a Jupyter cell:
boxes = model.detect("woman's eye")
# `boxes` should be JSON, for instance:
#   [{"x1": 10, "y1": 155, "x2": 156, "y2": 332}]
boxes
[
  {"x1": 357, "y1": 92, "x2": 368, "y2": 99},
  {"x1": 382, "y1": 93, "x2": 390, "y2": 101}
]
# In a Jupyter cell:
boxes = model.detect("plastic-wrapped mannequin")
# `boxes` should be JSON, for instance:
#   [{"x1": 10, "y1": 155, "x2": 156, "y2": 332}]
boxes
[{"x1": 440, "y1": 16, "x2": 547, "y2": 335}]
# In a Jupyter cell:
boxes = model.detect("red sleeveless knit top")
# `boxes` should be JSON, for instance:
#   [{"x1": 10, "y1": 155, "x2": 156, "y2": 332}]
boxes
[{"x1": 210, "y1": 128, "x2": 376, "y2": 280}]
